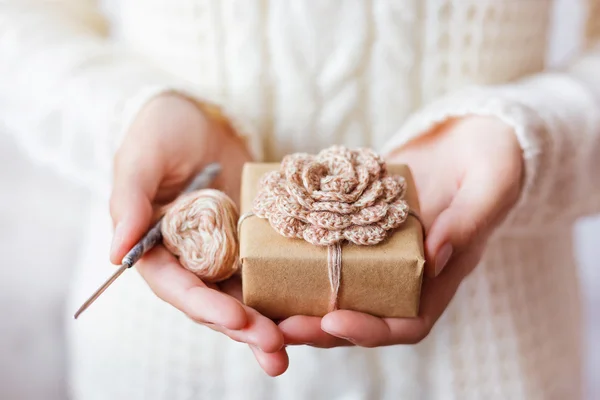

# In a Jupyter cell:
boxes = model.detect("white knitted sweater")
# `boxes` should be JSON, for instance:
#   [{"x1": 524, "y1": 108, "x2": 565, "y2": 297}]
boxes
[{"x1": 1, "y1": 1, "x2": 599, "y2": 399}]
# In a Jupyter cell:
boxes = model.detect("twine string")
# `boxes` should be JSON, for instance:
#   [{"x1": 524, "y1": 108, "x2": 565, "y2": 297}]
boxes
[
  {"x1": 327, "y1": 243, "x2": 342, "y2": 312},
  {"x1": 237, "y1": 211, "x2": 255, "y2": 236},
  {"x1": 237, "y1": 210, "x2": 423, "y2": 313}
]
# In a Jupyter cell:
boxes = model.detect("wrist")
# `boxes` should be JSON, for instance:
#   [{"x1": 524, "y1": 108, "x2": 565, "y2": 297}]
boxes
[
  {"x1": 453, "y1": 116, "x2": 525, "y2": 209},
  {"x1": 167, "y1": 93, "x2": 251, "y2": 164},
  {"x1": 388, "y1": 115, "x2": 524, "y2": 211}
]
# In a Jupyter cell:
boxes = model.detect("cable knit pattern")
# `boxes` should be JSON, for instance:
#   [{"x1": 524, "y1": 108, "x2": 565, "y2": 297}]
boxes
[{"x1": 1, "y1": 1, "x2": 599, "y2": 399}]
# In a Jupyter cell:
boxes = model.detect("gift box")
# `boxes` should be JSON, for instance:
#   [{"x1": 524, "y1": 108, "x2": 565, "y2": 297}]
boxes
[{"x1": 239, "y1": 149, "x2": 425, "y2": 319}]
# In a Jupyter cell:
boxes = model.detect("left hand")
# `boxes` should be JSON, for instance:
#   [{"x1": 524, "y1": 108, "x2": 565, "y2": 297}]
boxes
[
  {"x1": 278, "y1": 116, "x2": 524, "y2": 347},
  {"x1": 109, "y1": 94, "x2": 287, "y2": 376}
]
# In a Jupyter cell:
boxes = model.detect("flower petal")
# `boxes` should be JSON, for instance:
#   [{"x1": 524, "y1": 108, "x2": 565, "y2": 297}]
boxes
[
  {"x1": 276, "y1": 195, "x2": 309, "y2": 220},
  {"x1": 338, "y1": 164, "x2": 370, "y2": 203},
  {"x1": 306, "y1": 211, "x2": 353, "y2": 231},
  {"x1": 303, "y1": 226, "x2": 344, "y2": 246},
  {"x1": 283, "y1": 154, "x2": 315, "y2": 208},
  {"x1": 343, "y1": 225, "x2": 387, "y2": 246},
  {"x1": 381, "y1": 175, "x2": 406, "y2": 202},
  {"x1": 351, "y1": 202, "x2": 389, "y2": 226},
  {"x1": 252, "y1": 190, "x2": 276, "y2": 218},
  {"x1": 269, "y1": 213, "x2": 306, "y2": 239},
  {"x1": 378, "y1": 200, "x2": 410, "y2": 231},
  {"x1": 356, "y1": 148, "x2": 384, "y2": 178},
  {"x1": 303, "y1": 162, "x2": 327, "y2": 194},
  {"x1": 312, "y1": 200, "x2": 357, "y2": 215},
  {"x1": 353, "y1": 180, "x2": 384, "y2": 209}
]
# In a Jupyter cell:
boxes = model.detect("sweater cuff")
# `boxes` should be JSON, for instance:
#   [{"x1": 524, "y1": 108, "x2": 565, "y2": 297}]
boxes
[{"x1": 116, "y1": 82, "x2": 263, "y2": 162}]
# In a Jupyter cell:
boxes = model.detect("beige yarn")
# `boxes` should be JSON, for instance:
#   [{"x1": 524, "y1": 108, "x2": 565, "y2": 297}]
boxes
[
  {"x1": 253, "y1": 145, "x2": 410, "y2": 246},
  {"x1": 161, "y1": 189, "x2": 239, "y2": 283}
]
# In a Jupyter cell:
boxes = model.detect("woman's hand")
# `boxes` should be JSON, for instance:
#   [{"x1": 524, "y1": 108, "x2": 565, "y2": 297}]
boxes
[
  {"x1": 109, "y1": 94, "x2": 288, "y2": 376},
  {"x1": 279, "y1": 116, "x2": 523, "y2": 347}
]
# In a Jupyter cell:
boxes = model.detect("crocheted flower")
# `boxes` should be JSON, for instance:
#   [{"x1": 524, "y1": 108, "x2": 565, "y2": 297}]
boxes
[{"x1": 253, "y1": 146, "x2": 410, "y2": 246}]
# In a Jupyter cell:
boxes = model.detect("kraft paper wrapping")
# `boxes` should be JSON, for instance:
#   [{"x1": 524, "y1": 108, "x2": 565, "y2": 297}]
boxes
[{"x1": 239, "y1": 163, "x2": 425, "y2": 319}]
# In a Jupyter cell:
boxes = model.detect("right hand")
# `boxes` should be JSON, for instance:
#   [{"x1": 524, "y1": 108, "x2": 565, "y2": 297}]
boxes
[{"x1": 109, "y1": 93, "x2": 288, "y2": 376}]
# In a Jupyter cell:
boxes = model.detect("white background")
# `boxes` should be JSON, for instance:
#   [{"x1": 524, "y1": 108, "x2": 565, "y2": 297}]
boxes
[{"x1": 0, "y1": 0, "x2": 598, "y2": 398}]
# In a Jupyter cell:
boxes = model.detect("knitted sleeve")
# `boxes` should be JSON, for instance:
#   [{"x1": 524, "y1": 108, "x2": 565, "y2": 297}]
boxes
[
  {"x1": 0, "y1": 1, "x2": 262, "y2": 197},
  {"x1": 383, "y1": 24, "x2": 600, "y2": 230}
]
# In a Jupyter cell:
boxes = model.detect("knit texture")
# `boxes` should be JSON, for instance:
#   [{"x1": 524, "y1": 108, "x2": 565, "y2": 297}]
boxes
[
  {"x1": 161, "y1": 189, "x2": 239, "y2": 283},
  {"x1": 0, "y1": 1, "x2": 598, "y2": 399},
  {"x1": 253, "y1": 146, "x2": 409, "y2": 246}
]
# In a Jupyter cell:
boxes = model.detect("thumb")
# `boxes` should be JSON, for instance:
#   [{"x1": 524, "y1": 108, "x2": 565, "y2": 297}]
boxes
[
  {"x1": 424, "y1": 174, "x2": 507, "y2": 278},
  {"x1": 109, "y1": 150, "x2": 163, "y2": 265}
]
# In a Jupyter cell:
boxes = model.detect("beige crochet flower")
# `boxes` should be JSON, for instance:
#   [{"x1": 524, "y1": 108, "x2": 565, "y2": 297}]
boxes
[{"x1": 253, "y1": 146, "x2": 410, "y2": 246}]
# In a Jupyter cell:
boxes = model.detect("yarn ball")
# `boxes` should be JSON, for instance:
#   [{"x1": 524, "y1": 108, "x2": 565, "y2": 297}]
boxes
[{"x1": 161, "y1": 189, "x2": 239, "y2": 283}]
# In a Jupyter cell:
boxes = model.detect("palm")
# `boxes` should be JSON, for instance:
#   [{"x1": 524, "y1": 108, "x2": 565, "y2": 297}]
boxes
[{"x1": 111, "y1": 94, "x2": 287, "y2": 376}]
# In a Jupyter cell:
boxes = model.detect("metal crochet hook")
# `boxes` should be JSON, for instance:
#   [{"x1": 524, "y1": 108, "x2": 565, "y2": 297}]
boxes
[{"x1": 73, "y1": 163, "x2": 222, "y2": 319}]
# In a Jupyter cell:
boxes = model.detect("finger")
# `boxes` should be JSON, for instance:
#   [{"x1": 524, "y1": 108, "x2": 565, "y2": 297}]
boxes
[
  {"x1": 219, "y1": 277, "x2": 286, "y2": 352},
  {"x1": 218, "y1": 274, "x2": 244, "y2": 302},
  {"x1": 413, "y1": 248, "x2": 478, "y2": 325},
  {"x1": 383, "y1": 127, "x2": 459, "y2": 231},
  {"x1": 136, "y1": 246, "x2": 247, "y2": 330},
  {"x1": 188, "y1": 276, "x2": 284, "y2": 353},
  {"x1": 249, "y1": 345, "x2": 289, "y2": 377},
  {"x1": 213, "y1": 276, "x2": 284, "y2": 352},
  {"x1": 321, "y1": 310, "x2": 426, "y2": 347},
  {"x1": 278, "y1": 316, "x2": 351, "y2": 348},
  {"x1": 424, "y1": 172, "x2": 509, "y2": 277},
  {"x1": 322, "y1": 247, "x2": 483, "y2": 346},
  {"x1": 229, "y1": 307, "x2": 285, "y2": 353},
  {"x1": 109, "y1": 145, "x2": 163, "y2": 264}
]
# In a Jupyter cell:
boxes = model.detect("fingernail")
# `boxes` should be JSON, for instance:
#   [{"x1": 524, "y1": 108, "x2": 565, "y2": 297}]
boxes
[
  {"x1": 336, "y1": 336, "x2": 354, "y2": 343},
  {"x1": 288, "y1": 342, "x2": 316, "y2": 346},
  {"x1": 435, "y1": 243, "x2": 453, "y2": 276},
  {"x1": 110, "y1": 223, "x2": 124, "y2": 260},
  {"x1": 216, "y1": 323, "x2": 242, "y2": 332},
  {"x1": 322, "y1": 330, "x2": 353, "y2": 343},
  {"x1": 250, "y1": 344, "x2": 265, "y2": 352}
]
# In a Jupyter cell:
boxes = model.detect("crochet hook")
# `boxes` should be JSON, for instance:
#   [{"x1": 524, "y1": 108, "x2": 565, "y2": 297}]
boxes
[{"x1": 73, "y1": 163, "x2": 222, "y2": 319}]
